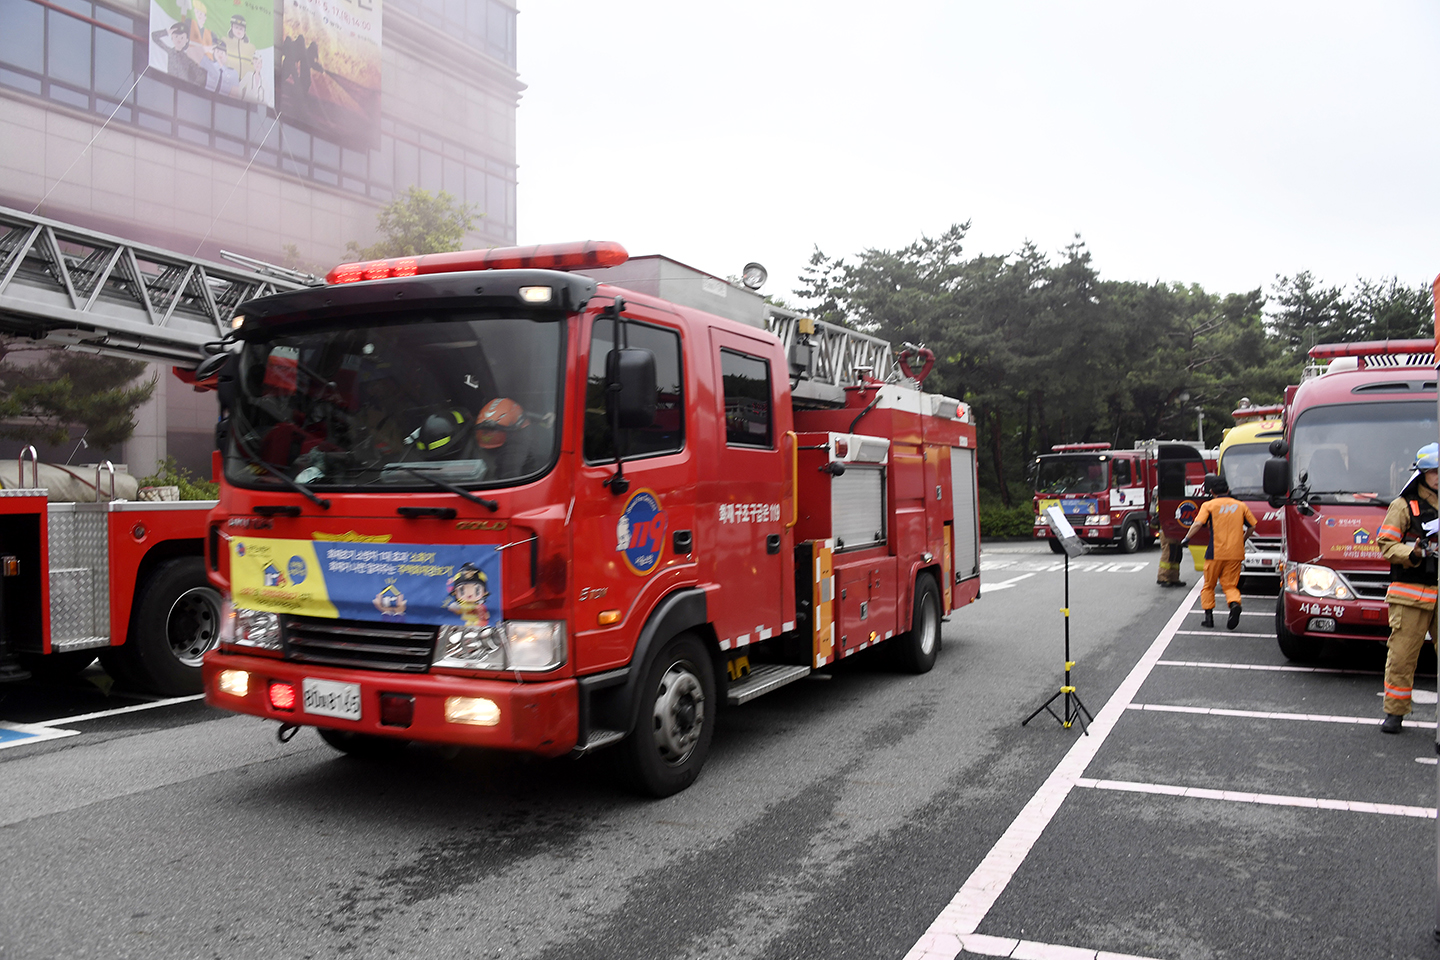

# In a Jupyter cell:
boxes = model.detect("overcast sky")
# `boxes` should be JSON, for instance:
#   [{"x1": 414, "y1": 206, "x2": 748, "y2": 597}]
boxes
[{"x1": 515, "y1": 2, "x2": 1437, "y2": 306}]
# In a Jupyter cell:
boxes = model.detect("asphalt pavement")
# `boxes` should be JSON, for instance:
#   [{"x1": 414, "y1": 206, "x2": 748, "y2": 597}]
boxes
[{"x1": 1, "y1": 542, "x2": 1436, "y2": 960}]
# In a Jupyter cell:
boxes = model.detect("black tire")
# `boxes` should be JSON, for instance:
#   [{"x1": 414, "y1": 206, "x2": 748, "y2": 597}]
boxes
[
  {"x1": 1118, "y1": 519, "x2": 1142, "y2": 554},
  {"x1": 620, "y1": 632, "x2": 715, "y2": 797},
  {"x1": 894, "y1": 573, "x2": 942, "y2": 674},
  {"x1": 318, "y1": 727, "x2": 408, "y2": 758},
  {"x1": 110, "y1": 556, "x2": 222, "y2": 696},
  {"x1": 1275, "y1": 594, "x2": 1321, "y2": 663},
  {"x1": 1047, "y1": 538, "x2": 1066, "y2": 554}
]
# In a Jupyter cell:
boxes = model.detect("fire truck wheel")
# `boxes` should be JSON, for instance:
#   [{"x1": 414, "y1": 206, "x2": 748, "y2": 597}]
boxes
[
  {"x1": 1118, "y1": 520, "x2": 1143, "y2": 554},
  {"x1": 317, "y1": 727, "x2": 408, "y2": 759},
  {"x1": 1275, "y1": 595, "x2": 1321, "y2": 663},
  {"x1": 119, "y1": 556, "x2": 223, "y2": 696},
  {"x1": 894, "y1": 573, "x2": 942, "y2": 674},
  {"x1": 621, "y1": 632, "x2": 715, "y2": 798},
  {"x1": 1047, "y1": 539, "x2": 1065, "y2": 554}
]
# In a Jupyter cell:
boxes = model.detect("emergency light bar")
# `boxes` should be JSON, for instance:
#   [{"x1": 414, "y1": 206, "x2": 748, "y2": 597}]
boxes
[
  {"x1": 1231, "y1": 404, "x2": 1284, "y2": 420},
  {"x1": 1050, "y1": 443, "x2": 1110, "y2": 452},
  {"x1": 326, "y1": 240, "x2": 629, "y2": 285},
  {"x1": 1308, "y1": 339, "x2": 1436, "y2": 359}
]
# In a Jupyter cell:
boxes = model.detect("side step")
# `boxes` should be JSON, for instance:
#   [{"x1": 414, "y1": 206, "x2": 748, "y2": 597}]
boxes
[{"x1": 726, "y1": 663, "x2": 812, "y2": 705}]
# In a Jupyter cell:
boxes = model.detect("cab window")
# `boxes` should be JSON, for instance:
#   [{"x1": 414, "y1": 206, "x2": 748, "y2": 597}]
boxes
[
  {"x1": 1112, "y1": 460, "x2": 1132, "y2": 487},
  {"x1": 720, "y1": 349, "x2": 772, "y2": 448},
  {"x1": 584, "y1": 318, "x2": 684, "y2": 462}
]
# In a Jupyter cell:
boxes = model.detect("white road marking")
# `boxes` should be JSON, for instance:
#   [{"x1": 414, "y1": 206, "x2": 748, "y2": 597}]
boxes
[
  {"x1": 1074, "y1": 777, "x2": 1436, "y2": 819},
  {"x1": 1156, "y1": 659, "x2": 1381, "y2": 677},
  {"x1": 984, "y1": 574, "x2": 1037, "y2": 592},
  {"x1": 945, "y1": 933, "x2": 1165, "y2": 959},
  {"x1": 1417, "y1": 758, "x2": 1438, "y2": 766},
  {"x1": 34, "y1": 693, "x2": 205, "y2": 727},
  {"x1": 1126, "y1": 702, "x2": 1437, "y2": 728},
  {"x1": 1174, "y1": 630, "x2": 1273, "y2": 638},
  {"x1": 902, "y1": 582, "x2": 1202, "y2": 960}
]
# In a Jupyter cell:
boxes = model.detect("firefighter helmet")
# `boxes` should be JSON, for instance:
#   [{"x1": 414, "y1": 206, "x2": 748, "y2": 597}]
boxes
[
  {"x1": 1203, "y1": 473, "x2": 1229, "y2": 496},
  {"x1": 476, "y1": 397, "x2": 525, "y2": 449},
  {"x1": 414, "y1": 407, "x2": 472, "y2": 459},
  {"x1": 1416, "y1": 443, "x2": 1440, "y2": 471}
]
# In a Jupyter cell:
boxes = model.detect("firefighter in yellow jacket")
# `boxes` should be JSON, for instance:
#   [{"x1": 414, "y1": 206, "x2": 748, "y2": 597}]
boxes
[
  {"x1": 1181, "y1": 474, "x2": 1257, "y2": 629},
  {"x1": 1377, "y1": 443, "x2": 1439, "y2": 734}
]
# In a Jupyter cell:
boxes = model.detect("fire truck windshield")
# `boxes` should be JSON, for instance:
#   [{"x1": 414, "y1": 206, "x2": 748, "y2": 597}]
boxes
[
  {"x1": 1289, "y1": 400, "x2": 1438, "y2": 503},
  {"x1": 225, "y1": 312, "x2": 563, "y2": 491},
  {"x1": 1033, "y1": 455, "x2": 1108, "y2": 494},
  {"x1": 1219, "y1": 443, "x2": 1270, "y2": 499}
]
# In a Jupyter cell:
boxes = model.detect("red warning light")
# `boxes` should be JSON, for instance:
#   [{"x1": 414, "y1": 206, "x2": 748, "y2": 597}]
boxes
[
  {"x1": 325, "y1": 241, "x2": 629, "y2": 285},
  {"x1": 268, "y1": 681, "x2": 297, "y2": 712}
]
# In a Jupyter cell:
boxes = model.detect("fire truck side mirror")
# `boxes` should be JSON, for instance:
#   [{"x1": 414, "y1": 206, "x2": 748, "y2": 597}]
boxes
[
  {"x1": 605, "y1": 347, "x2": 657, "y2": 429},
  {"x1": 1268, "y1": 438, "x2": 1289, "y2": 457},
  {"x1": 1262, "y1": 456, "x2": 1289, "y2": 499}
]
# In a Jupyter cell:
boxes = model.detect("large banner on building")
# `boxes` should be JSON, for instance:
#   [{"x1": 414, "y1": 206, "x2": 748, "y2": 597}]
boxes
[
  {"x1": 278, "y1": 0, "x2": 383, "y2": 150},
  {"x1": 148, "y1": 0, "x2": 275, "y2": 109}
]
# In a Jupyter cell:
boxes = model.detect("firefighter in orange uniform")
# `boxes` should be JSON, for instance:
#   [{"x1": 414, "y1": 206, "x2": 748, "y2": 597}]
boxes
[
  {"x1": 1377, "y1": 443, "x2": 1439, "y2": 734},
  {"x1": 1181, "y1": 474, "x2": 1257, "y2": 629}
]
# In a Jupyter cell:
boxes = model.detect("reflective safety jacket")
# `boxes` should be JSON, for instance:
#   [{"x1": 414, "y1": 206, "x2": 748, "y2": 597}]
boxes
[{"x1": 1378, "y1": 485, "x2": 1439, "y2": 609}]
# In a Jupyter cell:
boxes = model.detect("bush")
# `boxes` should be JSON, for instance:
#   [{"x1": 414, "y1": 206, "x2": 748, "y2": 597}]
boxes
[
  {"x1": 980, "y1": 502, "x2": 1035, "y2": 539},
  {"x1": 138, "y1": 456, "x2": 218, "y2": 500}
]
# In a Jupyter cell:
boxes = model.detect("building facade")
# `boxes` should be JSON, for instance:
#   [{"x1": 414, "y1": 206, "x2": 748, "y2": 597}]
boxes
[{"x1": 0, "y1": 0, "x2": 521, "y2": 479}]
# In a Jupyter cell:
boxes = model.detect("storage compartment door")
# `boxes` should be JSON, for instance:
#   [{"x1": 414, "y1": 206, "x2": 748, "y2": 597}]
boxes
[{"x1": 951, "y1": 447, "x2": 979, "y2": 582}]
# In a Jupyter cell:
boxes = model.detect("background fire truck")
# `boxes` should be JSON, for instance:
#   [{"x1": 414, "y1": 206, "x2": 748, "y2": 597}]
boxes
[
  {"x1": 1030, "y1": 441, "x2": 1212, "y2": 554},
  {"x1": 0, "y1": 208, "x2": 303, "y2": 696},
  {"x1": 1262, "y1": 339, "x2": 1437, "y2": 661},
  {"x1": 198, "y1": 242, "x2": 982, "y2": 795}
]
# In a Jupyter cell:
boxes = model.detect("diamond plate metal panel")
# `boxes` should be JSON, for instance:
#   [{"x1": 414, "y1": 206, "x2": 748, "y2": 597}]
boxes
[{"x1": 49, "y1": 566, "x2": 100, "y2": 643}]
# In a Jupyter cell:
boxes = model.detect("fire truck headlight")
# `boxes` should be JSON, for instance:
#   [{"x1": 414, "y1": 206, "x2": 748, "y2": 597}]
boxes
[
  {"x1": 434, "y1": 625, "x2": 506, "y2": 670},
  {"x1": 500, "y1": 621, "x2": 566, "y2": 671},
  {"x1": 222, "y1": 603, "x2": 281, "y2": 650},
  {"x1": 1084, "y1": 514, "x2": 1111, "y2": 526},
  {"x1": 1291, "y1": 563, "x2": 1354, "y2": 601}
]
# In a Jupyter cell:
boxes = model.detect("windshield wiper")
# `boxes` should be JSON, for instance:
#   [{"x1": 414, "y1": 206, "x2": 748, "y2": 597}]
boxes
[
  {"x1": 1317, "y1": 491, "x2": 1390, "y2": 506},
  {"x1": 231, "y1": 441, "x2": 331, "y2": 510},
  {"x1": 393, "y1": 466, "x2": 499, "y2": 512}
]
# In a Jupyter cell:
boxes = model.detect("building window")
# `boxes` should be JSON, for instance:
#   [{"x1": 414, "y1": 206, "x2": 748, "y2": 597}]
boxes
[{"x1": 0, "y1": 0, "x2": 518, "y2": 243}]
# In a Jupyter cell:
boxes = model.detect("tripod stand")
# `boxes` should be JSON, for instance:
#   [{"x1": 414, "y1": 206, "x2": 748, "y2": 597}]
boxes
[{"x1": 1022, "y1": 532, "x2": 1093, "y2": 734}]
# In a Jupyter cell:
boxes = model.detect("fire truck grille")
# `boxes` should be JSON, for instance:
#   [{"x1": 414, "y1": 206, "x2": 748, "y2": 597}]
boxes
[
  {"x1": 282, "y1": 617, "x2": 438, "y2": 673},
  {"x1": 1249, "y1": 536, "x2": 1282, "y2": 552},
  {"x1": 1339, "y1": 570, "x2": 1390, "y2": 601}
]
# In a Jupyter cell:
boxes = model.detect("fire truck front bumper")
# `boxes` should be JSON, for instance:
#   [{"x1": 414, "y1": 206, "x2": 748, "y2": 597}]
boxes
[
  {"x1": 203, "y1": 652, "x2": 579, "y2": 757},
  {"x1": 1279, "y1": 591, "x2": 1391, "y2": 642}
]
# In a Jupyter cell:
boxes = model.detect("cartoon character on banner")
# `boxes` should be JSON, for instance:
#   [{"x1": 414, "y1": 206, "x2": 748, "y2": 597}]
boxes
[{"x1": 445, "y1": 563, "x2": 490, "y2": 626}]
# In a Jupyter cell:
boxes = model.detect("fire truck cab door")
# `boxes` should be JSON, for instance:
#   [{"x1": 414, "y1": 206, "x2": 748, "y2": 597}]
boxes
[
  {"x1": 1156, "y1": 444, "x2": 1211, "y2": 542},
  {"x1": 708, "y1": 329, "x2": 788, "y2": 651}
]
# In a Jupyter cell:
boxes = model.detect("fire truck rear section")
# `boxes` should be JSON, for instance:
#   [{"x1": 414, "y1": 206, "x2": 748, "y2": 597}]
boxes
[{"x1": 200, "y1": 243, "x2": 982, "y2": 795}]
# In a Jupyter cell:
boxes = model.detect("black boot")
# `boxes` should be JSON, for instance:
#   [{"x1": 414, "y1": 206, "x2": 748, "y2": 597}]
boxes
[
  {"x1": 1202, "y1": 608, "x2": 1214, "y2": 628},
  {"x1": 1381, "y1": 714, "x2": 1403, "y2": 734},
  {"x1": 1227, "y1": 601, "x2": 1242, "y2": 630}
]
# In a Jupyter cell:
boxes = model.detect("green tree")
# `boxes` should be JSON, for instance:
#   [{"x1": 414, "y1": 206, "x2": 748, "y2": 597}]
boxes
[
  {"x1": 344, "y1": 186, "x2": 481, "y2": 260},
  {"x1": 0, "y1": 343, "x2": 156, "y2": 449}
]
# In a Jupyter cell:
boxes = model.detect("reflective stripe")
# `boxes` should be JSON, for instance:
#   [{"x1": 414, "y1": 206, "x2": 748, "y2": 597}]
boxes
[
  {"x1": 1379, "y1": 524, "x2": 1405, "y2": 539},
  {"x1": 1387, "y1": 582, "x2": 1438, "y2": 603},
  {"x1": 1386, "y1": 684, "x2": 1413, "y2": 699}
]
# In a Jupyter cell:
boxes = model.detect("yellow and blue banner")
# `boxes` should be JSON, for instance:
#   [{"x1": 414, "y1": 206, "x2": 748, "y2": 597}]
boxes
[{"x1": 230, "y1": 538, "x2": 501, "y2": 626}]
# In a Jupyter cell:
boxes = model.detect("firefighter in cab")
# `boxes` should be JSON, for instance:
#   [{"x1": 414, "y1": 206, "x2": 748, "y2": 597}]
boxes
[
  {"x1": 1181, "y1": 474, "x2": 1257, "y2": 629},
  {"x1": 1376, "y1": 443, "x2": 1440, "y2": 734}
]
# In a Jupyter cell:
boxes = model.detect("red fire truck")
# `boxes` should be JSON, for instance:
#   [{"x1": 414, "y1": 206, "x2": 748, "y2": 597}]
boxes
[
  {"x1": 1262, "y1": 339, "x2": 1437, "y2": 660},
  {"x1": 1031, "y1": 443, "x2": 1153, "y2": 553},
  {"x1": 0, "y1": 454, "x2": 219, "y2": 695},
  {"x1": 197, "y1": 241, "x2": 982, "y2": 795}
]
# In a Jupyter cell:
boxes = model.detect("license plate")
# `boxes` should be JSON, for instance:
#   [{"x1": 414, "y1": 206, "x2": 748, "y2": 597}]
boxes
[{"x1": 302, "y1": 678, "x2": 361, "y2": 721}]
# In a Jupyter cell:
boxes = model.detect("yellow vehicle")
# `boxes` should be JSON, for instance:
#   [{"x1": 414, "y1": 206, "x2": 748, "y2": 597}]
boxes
[{"x1": 1217, "y1": 401, "x2": 1286, "y2": 579}]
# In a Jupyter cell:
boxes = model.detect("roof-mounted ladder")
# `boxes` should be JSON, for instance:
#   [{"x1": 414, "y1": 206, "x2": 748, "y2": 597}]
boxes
[
  {"x1": 0, "y1": 205, "x2": 305, "y2": 365},
  {"x1": 765, "y1": 305, "x2": 898, "y2": 407}
]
